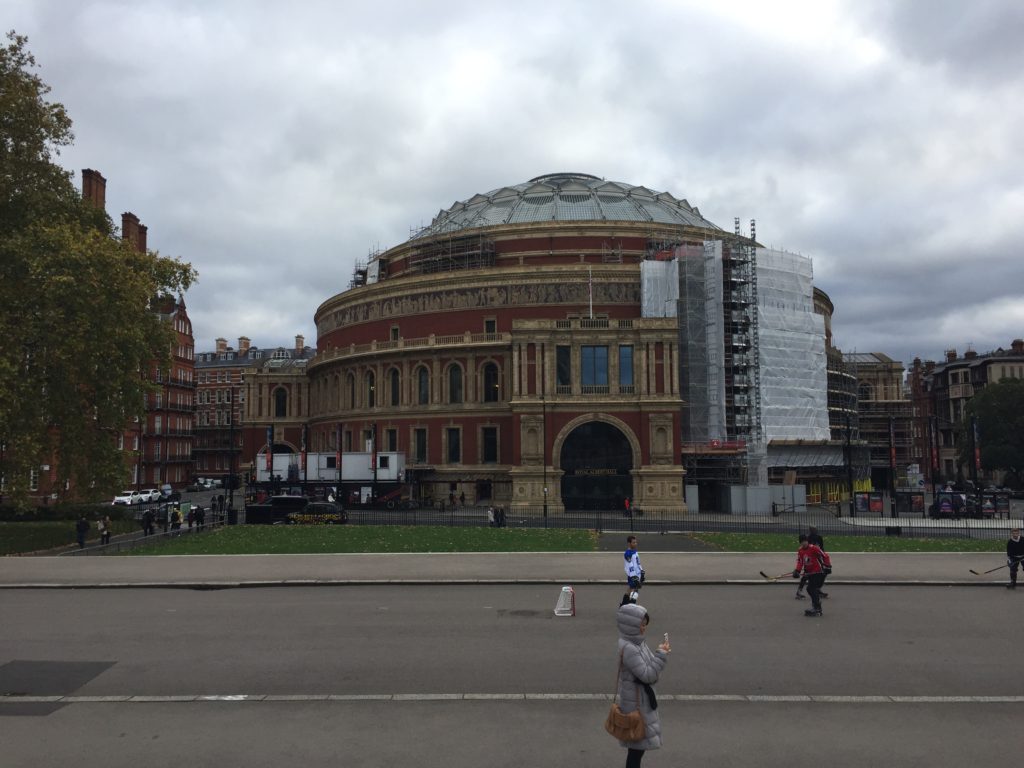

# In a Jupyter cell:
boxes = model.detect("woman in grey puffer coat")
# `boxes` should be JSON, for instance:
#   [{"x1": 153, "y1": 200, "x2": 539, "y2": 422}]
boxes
[{"x1": 616, "y1": 602, "x2": 670, "y2": 767}]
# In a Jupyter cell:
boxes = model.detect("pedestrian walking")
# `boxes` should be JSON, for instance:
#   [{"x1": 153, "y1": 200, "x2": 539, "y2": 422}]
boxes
[
  {"x1": 75, "y1": 514, "x2": 89, "y2": 549},
  {"x1": 142, "y1": 508, "x2": 154, "y2": 536},
  {"x1": 793, "y1": 533, "x2": 831, "y2": 617},
  {"x1": 624, "y1": 497, "x2": 631, "y2": 517},
  {"x1": 459, "y1": 491, "x2": 466, "y2": 508},
  {"x1": 196, "y1": 505, "x2": 206, "y2": 530},
  {"x1": 1007, "y1": 527, "x2": 1024, "y2": 589},
  {"x1": 100, "y1": 515, "x2": 112, "y2": 545},
  {"x1": 615, "y1": 603, "x2": 670, "y2": 767},
  {"x1": 487, "y1": 506, "x2": 495, "y2": 527},
  {"x1": 621, "y1": 535, "x2": 645, "y2": 606},
  {"x1": 796, "y1": 525, "x2": 830, "y2": 600}
]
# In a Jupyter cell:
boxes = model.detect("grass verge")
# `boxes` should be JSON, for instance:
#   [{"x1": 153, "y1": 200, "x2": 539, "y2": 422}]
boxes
[
  {"x1": 124, "y1": 525, "x2": 598, "y2": 555},
  {"x1": 691, "y1": 532, "x2": 1007, "y2": 553},
  {"x1": 0, "y1": 521, "x2": 137, "y2": 556}
]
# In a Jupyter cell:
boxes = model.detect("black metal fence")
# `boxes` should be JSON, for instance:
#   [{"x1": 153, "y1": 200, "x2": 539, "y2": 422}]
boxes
[
  {"x1": 60, "y1": 516, "x2": 227, "y2": 556},
  {"x1": 285, "y1": 505, "x2": 1022, "y2": 541}
]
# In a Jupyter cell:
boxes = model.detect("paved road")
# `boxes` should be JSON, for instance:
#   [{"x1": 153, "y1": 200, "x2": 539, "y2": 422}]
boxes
[{"x1": 2, "y1": 584, "x2": 1022, "y2": 767}]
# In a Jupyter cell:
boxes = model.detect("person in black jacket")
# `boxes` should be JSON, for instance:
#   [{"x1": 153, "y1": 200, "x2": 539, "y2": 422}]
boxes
[
  {"x1": 1007, "y1": 528, "x2": 1024, "y2": 589},
  {"x1": 75, "y1": 515, "x2": 89, "y2": 549}
]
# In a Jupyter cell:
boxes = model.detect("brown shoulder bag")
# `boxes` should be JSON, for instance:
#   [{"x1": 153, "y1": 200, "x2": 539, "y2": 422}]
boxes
[{"x1": 604, "y1": 649, "x2": 645, "y2": 741}]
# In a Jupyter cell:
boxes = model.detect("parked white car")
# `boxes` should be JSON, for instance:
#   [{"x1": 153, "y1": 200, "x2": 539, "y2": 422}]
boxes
[
  {"x1": 140, "y1": 488, "x2": 161, "y2": 503},
  {"x1": 112, "y1": 490, "x2": 144, "y2": 506}
]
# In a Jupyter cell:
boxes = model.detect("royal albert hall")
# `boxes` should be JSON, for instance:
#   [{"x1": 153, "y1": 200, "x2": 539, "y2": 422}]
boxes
[{"x1": 307, "y1": 172, "x2": 730, "y2": 511}]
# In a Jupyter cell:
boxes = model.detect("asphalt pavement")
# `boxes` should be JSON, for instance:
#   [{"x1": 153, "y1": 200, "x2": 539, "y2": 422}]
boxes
[{"x1": 2, "y1": 584, "x2": 1023, "y2": 768}]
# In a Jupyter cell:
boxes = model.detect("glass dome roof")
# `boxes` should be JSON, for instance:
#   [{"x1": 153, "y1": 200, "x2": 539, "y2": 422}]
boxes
[{"x1": 411, "y1": 173, "x2": 721, "y2": 240}]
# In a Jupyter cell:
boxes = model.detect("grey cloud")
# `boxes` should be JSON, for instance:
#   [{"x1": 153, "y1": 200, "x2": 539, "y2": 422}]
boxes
[
  {"x1": 849, "y1": 0, "x2": 1024, "y2": 83},
  {"x1": 3, "y1": 0, "x2": 1021, "y2": 366}
]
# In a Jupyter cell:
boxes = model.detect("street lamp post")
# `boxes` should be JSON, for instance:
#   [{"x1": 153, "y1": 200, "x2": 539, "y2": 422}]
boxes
[
  {"x1": 541, "y1": 393, "x2": 548, "y2": 527},
  {"x1": 889, "y1": 414, "x2": 897, "y2": 518},
  {"x1": 228, "y1": 388, "x2": 235, "y2": 519},
  {"x1": 371, "y1": 422, "x2": 378, "y2": 505},
  {"x1": 846, "y1": 412, "x2": 856, "y2": 517}
]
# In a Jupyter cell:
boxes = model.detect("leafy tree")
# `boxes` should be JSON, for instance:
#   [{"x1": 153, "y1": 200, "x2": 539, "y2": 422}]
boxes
[
  {"x1": 0, "y1": 32, "x2": 195, "y2": 507},
  {"x1": 959, "y1": 378, "x2": 1024, "y2": 487}
]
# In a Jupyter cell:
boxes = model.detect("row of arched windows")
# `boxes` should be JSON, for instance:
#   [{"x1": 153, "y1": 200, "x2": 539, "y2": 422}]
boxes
[{"x1": 317, "y1": 361, "x2": 502, "y2": 412}]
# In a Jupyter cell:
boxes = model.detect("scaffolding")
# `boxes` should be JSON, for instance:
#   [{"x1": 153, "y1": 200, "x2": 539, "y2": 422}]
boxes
[
  {"x1": 723, "y1": 219, "x2": 762, "y2": 448},
  {"x1": 405, "y1": 231, "x2": 496, "y2": 275},
  {"x1": 349, "y1": 259, "x2": 368, "y2": 289}
]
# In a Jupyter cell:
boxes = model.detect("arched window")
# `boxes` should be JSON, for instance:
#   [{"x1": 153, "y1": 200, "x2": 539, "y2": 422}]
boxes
[
  {"x1": 390, "y1": 368, "x2": 400, "y2": 407},
  {"x1": 274, "y1": 388, "x2": 288, "y2": 418},
  {"x1": 483, "y1": 363, "x2": 499, "y2": 403},
  {"x1": 448, "y1": 365, "x2": 463, "y2": 404},
  {"x1": 347, "y1": 373, "x2": 355, "y2": 410},
  {"x1": 417, "y1": 367, "x2": 430, "y2": 405},
  {"x1": 366, "y1": 371, "x2": 376, "y2": 409}
]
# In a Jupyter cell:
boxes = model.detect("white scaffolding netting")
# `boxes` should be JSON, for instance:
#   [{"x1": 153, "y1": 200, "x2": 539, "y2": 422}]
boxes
[
  {"x1": 756, "y1": 248, "x2": 830, "y2": 441},
  {"x1": 640, "y1": 259, "x2": 679, "y2": 317}
]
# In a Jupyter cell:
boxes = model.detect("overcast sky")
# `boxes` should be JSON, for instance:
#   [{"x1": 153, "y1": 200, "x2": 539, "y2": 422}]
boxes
[{"x1": 6, "y1": 0, "x2": 1023, "y2": 369}]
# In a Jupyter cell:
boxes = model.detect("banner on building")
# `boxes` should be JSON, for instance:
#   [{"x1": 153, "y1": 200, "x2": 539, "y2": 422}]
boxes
[{"x1": 336, "y1": 423, "x2": 342, "y2": 477}]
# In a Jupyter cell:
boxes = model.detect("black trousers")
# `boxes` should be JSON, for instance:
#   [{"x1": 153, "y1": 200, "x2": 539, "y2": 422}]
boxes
[
  {"x1": 807, "y1": 572, "x2": 826, "y2": 610},
  {"x1": 626, "y1": 747, "x2": 645, "y2": 768},
  {"x1": 1011, "y1": 561, "x2": 1020, "y2": 584}
]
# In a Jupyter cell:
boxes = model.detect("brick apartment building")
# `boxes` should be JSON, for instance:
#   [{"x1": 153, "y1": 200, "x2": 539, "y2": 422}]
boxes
[
  {"x1": 198, "y1": 335, "x2": 315, "y2": 486},
  {"x1": 86, "y1": 170, "x2": 196, "y2": 494},
  {"x1": 909, "y1": 339, "x2": 1024, "y2": 488}
]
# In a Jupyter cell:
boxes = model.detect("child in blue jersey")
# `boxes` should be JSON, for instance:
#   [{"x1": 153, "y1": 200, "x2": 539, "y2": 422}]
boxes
[{"x1": 621, "y1": 535, "x2": 646, "y2": 606}]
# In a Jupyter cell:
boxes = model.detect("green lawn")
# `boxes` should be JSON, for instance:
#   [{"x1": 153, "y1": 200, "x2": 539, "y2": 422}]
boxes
[
  {"x1": 124, "y1": 525, "x2": 599, "y2": 555},
  {"x1": 0, "y1": 520, "x2": 137, "y2": 556},
  {"x1": 692, "y1": 532, "x2": 1007, "y2": 553},
  {"x1": 2, "y1": 523, "x2": 1008, "y2": 557}
]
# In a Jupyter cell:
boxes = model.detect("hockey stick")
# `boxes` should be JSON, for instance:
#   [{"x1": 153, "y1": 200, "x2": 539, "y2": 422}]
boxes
[
  {"x1": 759, "y1": 570, "x2": 794, "y2": 581},
  {"x1": 969, "y1": 560, "x2": 1020, "y2": 576}
]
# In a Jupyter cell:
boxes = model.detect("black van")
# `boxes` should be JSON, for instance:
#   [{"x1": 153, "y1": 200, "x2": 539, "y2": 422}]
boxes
[{"x1": 245, "y1": 495, "x2": 310, "y2": 525}]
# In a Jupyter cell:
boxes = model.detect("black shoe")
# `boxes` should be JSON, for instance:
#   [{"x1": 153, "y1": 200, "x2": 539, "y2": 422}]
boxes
[
  {"x1": 820, "y1": 592, "x2": 829, "y2": 599},
  {"x1": 804, "y1": 609, "x2": 822, "y2": 617},
  {"x1": 795, "y1": 592, "x2": 806, "y2": 600}
]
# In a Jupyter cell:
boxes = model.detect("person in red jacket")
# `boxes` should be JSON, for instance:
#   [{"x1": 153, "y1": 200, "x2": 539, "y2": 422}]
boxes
[{"x1": 793, "y1": 534, "x2": 831, "y2": 617}]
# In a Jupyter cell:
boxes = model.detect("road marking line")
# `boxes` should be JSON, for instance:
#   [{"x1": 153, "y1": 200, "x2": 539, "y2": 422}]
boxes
[{"x1": 8, "y1": 694, "x2": 1021, "y2": 705}]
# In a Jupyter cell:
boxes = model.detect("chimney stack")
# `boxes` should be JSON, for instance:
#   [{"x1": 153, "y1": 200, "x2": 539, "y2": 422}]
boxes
[
  {"x1": 137, "y1": 224, "x2": 147, "y2": 252},
  {"x1": 295, "y1": 334, "x2": 305, "y2": 352},
  {"x1": 964, "y1": 350, "x2": 978, "y2": 360},
  {"x1": 216, "y1": 338, "x2": 227, "y2": 353},
  {"x1": 1012, "y1": 339, "x2": 1024, "y2": 354},
  {"x1": 121, "y1": 212, "x2": 141, "y2": 251},
  {"x1": 238, "y1": 337, "x2": 251, "y2": 354},
  {"x1": 81, "y1": 169, "x2": 107, "y2": 210},
  {"x1": 945, "y1": 349, "x2": 958, "y2": 362}
]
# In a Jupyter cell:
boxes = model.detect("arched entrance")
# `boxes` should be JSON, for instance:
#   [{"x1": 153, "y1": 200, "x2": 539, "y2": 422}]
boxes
[{"x1": 559, "y1": 421, "x2": 634, "y2": 511}]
